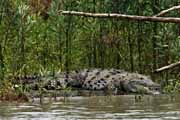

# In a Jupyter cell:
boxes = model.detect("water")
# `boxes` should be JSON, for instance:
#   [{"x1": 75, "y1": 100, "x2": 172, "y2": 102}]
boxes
[{"x1": 0, "y1": 95, "x2": 180, "y2": 120}]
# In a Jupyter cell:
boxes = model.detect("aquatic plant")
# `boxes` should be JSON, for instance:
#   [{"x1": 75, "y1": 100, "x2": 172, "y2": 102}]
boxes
[{"x1": 0, "y1": 80, "x2": 29, "y2": 102}]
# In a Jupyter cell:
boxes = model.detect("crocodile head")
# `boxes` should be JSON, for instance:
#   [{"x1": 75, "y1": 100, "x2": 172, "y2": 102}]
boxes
[{"x1": 121, "y1": 73, "x2": 161, "y2": 94}]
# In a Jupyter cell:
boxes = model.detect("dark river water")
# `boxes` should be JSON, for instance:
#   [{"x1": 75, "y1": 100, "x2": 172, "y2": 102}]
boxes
[{"x1": 0, "y1": 95, "x2": 180, "y2": 120}]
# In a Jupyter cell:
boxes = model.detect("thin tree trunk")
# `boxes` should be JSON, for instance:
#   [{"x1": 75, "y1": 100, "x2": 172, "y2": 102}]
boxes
[
  {"x1": 152, "y1": 0, "x2": 159, "y2": 74},
  {"x1": 137, "y1": 23, "x2": 142, "y2": 73},
  {"x1": 19, "y1": 16, "x2": 26, "y2": 75},
  {"x1": 65, "y1": 17, "x2": 70, "y2": 72},
  {"x1": 0, "y1": 43, "x2": 4, "y2": 79},
  {"x1": 87, "y1": 20, "x2": 92, "y2": 67},
  {"x1": 99, "y1": 24, "x2": 104, "y2": 68},
  {"x1": 57, "y1": 24, "x2": 62, "y2": 66},
  {"x1": 175, "y1": 2, "x2": 180, "y2": 36},
  {"x1": 57, "y1": 0, "x2": 63, "y2": 69},
  {"x1": 112, "y1": 0, "x2": 121, "y2": 69},
  {"x1": 137, "y1": 2, "x2": 142, "y2": 73},
  {"x1": 42, "y1": 23, "x2": 48, "y2": 69},
  {"x1": 65, "y1": 1, "x2": 73, "y2": 72},
  {"x1": 128, "y1": 27, "x2": 134, "y2": 72}
]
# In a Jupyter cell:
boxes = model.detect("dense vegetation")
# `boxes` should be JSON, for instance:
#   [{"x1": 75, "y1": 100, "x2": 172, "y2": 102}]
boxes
[{"x1": 0, "y1": 0, "x2": 179, "y2": 92}]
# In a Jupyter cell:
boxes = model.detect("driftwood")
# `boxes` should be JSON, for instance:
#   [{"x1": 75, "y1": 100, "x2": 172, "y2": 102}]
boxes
[
  {"x1": 155, "y1": 5, "x2": 180, "y2": 17},
  {"x1": 154, "y1": 61, "x2": 180, "y2": 73},
  {"x1": 58, "y1": 5, "x2": 180, "y2": 23},
  {"x1": 60, "y1": 11, "x2": 180, "y2": 23}
]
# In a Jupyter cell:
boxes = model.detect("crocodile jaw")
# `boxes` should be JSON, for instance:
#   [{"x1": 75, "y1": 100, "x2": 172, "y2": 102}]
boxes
[{"x1": 121, "y1": 79, "x2": 161, "y2": 94}]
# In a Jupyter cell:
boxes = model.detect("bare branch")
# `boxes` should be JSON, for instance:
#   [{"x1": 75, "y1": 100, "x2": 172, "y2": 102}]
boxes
[
  {"x1": 59, "y1": 10, "x2": 180, "y2": 23},
  {"x1": 155, "y1": 5, "x2": 180, "y2": 17},
  {"x1": 154, "y1": 61, "x2": 180, "y2": 73}
]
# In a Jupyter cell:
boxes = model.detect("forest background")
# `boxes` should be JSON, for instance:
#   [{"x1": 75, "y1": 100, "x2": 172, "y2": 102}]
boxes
[{"x1": 0, "y1": 0, "x2": 179, "y2": 89}]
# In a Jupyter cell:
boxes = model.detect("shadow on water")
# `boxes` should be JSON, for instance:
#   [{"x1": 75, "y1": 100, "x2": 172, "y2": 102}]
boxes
[{"x1": 1, "y1": 94, "x2": 180, "y2": 120}]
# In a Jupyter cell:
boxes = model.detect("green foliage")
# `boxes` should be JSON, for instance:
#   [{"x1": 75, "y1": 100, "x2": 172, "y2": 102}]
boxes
[
  {"x1": 0, "y1": 80, "x2": 29, "y2": 102},
  {"x1": 164, "y1": 78, "x2": 180, "y2": 93},
  {"x1": 0, "y1": 0, "x2": 179, "y2": 93}
]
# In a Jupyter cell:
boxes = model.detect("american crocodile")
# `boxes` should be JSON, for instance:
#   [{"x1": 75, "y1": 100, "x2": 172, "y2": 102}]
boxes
[{"x1": 12, "y1": 68, "x2": 161, "y2": 95}]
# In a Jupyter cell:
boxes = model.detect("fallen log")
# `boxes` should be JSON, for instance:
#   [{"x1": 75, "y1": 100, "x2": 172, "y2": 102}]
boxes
[
  {"x1": 154, "y1": 5, "x2": 180, "y2": 17},
  {"x1": 59, "y1": 10, "x2": 180, "y2": 23},
  {"x1": 154, "y1": 61, "x2": 180, "y2": 73}
]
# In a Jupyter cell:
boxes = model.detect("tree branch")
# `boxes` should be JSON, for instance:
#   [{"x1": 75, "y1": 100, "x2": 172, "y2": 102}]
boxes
[
  {"x1": 59, "y1": 10, "x2": 180, "y2": 23},
  {"x1": 154, "y1": 61, "x2": 180, "y2": 73},
  {"x1": 155, "y1": 5, "x2": 180, "y2": 17}
]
